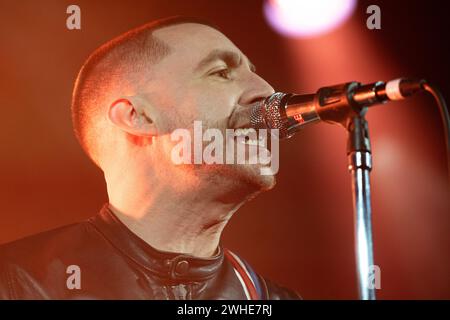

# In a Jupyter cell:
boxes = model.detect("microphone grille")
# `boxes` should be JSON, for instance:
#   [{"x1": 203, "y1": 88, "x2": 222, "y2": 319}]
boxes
[
  {"x1": 250, "y1": 102, "x2": 266, "y2": 129},
  {"x1": 250, "y1": 92, "x2": 288, "y2": 138}
]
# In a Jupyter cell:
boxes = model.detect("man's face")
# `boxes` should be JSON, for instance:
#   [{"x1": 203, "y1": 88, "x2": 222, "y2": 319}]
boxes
[{"x1": 140, "y1": 23, "x2": 276, "y2": 194}]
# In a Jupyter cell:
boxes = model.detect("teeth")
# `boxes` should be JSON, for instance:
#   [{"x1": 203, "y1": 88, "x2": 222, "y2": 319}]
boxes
[
  {"x1": 245, "y1": 139, "x2": 260, "y2": 146},
  {"x1": 234, "y1": 128, "x2": 254, "y2": 136},
  {"x1": 232, "y1": 128, "x2": 269, "y2": 148}
]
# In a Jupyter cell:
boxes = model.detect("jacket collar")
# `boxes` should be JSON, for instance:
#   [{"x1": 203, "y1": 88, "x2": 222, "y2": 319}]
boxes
[{"x1": 88, "y1": 203, "x2": 224, "y2": 282}]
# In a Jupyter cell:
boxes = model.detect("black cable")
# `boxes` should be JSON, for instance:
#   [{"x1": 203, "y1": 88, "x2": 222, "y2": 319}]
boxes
[{"x1": 422, "y1": 82, "x2": 450, "y2": 181}]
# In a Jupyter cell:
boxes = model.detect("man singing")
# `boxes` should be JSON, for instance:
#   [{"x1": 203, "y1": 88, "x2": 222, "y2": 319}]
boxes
[{"x1": 0, "y1": 16, "x2": 300, "y2": 300}]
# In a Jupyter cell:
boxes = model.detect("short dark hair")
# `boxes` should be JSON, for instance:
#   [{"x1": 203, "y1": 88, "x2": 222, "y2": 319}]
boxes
[{"x1": 71, "y1": 16, "x2": 218, "y2": 166}]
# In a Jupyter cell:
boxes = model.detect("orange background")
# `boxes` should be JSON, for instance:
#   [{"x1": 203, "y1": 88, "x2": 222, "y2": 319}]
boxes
[{"x1": 0, "y1": 0, "x2": 448, "y2": 299}]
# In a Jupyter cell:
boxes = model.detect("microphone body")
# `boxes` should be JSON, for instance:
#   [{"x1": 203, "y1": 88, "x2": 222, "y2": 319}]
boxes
[{"x1": 250, "y1": 78, "x2": 425, "y2": 138}]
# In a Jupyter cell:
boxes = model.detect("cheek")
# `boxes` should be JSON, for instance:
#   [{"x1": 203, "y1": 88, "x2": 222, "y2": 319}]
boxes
[
  {"x1": 153, "y1": 78, "x2": 239, "y2": 129},
  {"x1": 164, "y1": 93, "x2": 230, "y2": 129},
  {"x1": 193, "y1": 90, "x2": 237, "y2": 124},
  {"x1": 145, "y1": 89, "x2": 192, "y2": 131}
]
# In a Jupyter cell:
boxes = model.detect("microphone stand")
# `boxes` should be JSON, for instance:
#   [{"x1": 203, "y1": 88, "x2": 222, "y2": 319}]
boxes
[
  {"x1": 259, "y1": 78, "x2": 448, "y2": 299},
  {"x1": 347, "y1": 114, "x2": 376, "y2": 300},
  {"x1": 256, "y1": 81, "x2": 388, "y2": 299},
  {"x1": 314, "y1": 82, "x2": 378, "y2": 300}
]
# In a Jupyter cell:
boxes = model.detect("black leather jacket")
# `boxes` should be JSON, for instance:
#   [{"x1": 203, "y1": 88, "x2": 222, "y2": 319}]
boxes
[{"x1": 0, "y1": 204, "x2": 300, "y2": 300}]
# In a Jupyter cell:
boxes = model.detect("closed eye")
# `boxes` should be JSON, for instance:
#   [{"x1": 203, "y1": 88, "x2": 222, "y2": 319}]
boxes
[{"x1": 210, "y1": 68, "x2": 232, "y2": 80}]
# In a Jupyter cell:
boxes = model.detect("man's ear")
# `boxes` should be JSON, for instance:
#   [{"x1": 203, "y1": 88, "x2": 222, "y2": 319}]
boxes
[{"x1": 107, "y1": 98, "x2": 157, "y2": 137}]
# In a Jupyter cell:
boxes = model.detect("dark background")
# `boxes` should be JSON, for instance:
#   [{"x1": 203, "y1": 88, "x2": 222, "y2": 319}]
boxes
[{"x1": 0, "y1": 0, "x2": 448, "y2": 299}]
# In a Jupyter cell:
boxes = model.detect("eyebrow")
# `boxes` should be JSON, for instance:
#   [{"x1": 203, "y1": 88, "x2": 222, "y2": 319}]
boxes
[{"x1": 194, "y1": 49, "x2": 256, "y2": 73}]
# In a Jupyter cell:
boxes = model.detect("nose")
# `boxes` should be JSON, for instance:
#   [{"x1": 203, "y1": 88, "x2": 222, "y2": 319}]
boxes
[{"x1": 238, "y1": 72, "x2": 275, "y2": 106}]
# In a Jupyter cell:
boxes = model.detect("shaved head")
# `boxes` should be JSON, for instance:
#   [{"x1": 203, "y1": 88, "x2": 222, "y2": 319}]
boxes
[{"x1": 71, "y1": 16, "x2": 218, "y2": 167}]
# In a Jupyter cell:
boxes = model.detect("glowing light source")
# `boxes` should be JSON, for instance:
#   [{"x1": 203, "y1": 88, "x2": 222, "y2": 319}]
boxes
[{"x1": 263, "y1": 0, "x2": 357, "y2": 38}]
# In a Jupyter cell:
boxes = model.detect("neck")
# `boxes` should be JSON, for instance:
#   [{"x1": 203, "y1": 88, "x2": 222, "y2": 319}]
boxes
[{"x1": 105, "y1": 167, "x2": 246, "y2": 258}]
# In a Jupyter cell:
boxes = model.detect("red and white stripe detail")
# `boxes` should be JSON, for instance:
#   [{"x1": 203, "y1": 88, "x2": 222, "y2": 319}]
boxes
[{"x1": 224, "y1": 249, "x2": 259, "y2": 300}]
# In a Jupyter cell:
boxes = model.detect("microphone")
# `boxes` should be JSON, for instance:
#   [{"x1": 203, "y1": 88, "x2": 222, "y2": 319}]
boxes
[{"x1": 250, "y1": 78, "x2": 426, "y2": 139}]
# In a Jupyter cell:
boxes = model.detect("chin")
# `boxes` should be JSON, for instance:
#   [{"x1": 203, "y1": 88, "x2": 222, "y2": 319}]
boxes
[
  {"x1": 224, "y1": 163, "x2": 277, "y2": 194},
  {"x1": 249, "y1": 165, "x2": 277, "y2": 191},
  {"x1": 198, "y1": 163, "x2": 276, "y2": 202}
]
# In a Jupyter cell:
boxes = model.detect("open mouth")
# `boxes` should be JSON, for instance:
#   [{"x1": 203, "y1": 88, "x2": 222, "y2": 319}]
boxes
[
  {"x1": 233, "y1": 128, "x2": 267, "y2": 147},
  {"x1": 227, "y1": 103, "x2": 254, "y2": 131},
  {"x1": 226, "y1": 104, "x2": 274, "y2": 155}
]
